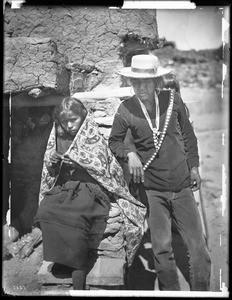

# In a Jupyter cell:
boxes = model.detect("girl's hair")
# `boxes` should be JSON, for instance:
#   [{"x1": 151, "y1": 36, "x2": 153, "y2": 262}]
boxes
[{"x1": 53, "y1": 97, "x2": 87, "y2": 124}]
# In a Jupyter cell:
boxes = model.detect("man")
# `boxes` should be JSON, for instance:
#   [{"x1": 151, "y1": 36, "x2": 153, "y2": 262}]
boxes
[{"x1": 108, "y1": 54, "x2": 211, "y2": 291}]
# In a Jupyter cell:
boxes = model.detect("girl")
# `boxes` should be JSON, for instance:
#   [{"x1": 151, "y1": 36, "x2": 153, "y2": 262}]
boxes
[{"x1": 35, "y1": 97, "x2": 112, "y2": 290}]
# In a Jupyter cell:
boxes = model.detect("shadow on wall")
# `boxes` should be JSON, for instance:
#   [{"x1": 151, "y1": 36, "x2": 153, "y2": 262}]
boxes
[{"x1": 3, "y1": 91, "x2": 65, "y2": 235}]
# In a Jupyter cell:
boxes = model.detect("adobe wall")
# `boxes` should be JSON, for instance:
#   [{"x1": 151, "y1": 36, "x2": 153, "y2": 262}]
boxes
[
  {"x1": 4, "y1": 6, "x2": 159, "y2": 93},
  {"x1": 4, "y1": 5, "x2": 159, "y2": 234}
]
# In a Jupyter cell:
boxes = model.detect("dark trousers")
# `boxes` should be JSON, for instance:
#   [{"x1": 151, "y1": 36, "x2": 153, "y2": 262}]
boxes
[{"x1": 140, "y1": 186, "x2": 211, "y2": 291}]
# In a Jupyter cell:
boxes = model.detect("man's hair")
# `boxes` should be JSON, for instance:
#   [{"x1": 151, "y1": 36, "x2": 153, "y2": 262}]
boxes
[
  {"x1": 162, "y1": 74, "x2": 180, "y2": 95},
  {"x1": 53, "y1": 97, "x2": 87, "y2": 124},
  {"x1": 130, "y1": 74, "x2": 180, "y2": 94},
  {"x1": 130, "y1": 77, "x2": 163, "y2": 90}
]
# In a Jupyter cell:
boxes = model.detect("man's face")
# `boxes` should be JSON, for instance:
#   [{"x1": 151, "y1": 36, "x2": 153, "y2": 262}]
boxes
[{"x1": 131, "y1": 78, "x2": 158, "y2": 102}]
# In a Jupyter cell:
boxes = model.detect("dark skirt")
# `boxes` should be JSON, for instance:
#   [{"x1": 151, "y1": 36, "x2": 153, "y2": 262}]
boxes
[
  {"x1": 35, "y1": 172, "x2": 110, "y2": 269},
  {"x1": 40, "y1": 221, "x2": 89, "y2": 269}
]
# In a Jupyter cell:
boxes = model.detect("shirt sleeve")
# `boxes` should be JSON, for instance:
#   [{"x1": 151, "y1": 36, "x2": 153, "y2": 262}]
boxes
[
  {"x1": 177, "y1": 93, "x2": 200, "y2": 168},
  {"x1": 108, "y1": 104, "x2": 136, "y2": 161}
]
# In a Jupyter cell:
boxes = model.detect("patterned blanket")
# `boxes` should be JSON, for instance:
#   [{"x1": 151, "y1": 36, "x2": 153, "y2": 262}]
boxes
[{"x1": 38, "y1": 113, "x2": 147, "y2": 266}]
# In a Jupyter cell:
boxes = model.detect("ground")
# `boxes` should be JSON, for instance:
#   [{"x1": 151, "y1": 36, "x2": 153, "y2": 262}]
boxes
[{"x1": 2, "y1": 86, "x2": 229, "y2": 296}]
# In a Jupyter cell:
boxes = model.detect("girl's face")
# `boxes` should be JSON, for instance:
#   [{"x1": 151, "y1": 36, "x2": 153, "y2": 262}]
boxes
[{"x1": 60, "y1": 111, "x2": 84, "y2": 136}]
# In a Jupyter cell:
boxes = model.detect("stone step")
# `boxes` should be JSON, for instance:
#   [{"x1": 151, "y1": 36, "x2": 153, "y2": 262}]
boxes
[{"x1": 38, "y1": 256, "x2": 126, "y2": 288}]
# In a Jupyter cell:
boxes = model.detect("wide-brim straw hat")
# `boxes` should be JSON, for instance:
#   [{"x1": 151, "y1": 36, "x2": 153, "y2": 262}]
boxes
[{"x1": 118, "y1": 54, "x2": 172, "y2": 78}]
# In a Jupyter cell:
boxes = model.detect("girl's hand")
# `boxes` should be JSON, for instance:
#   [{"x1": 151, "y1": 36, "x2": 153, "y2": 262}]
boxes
[
  {"x1": 50, "y1": 151, "x2": 63, "y2": 164},
  {"x1": 127, "y1": 152, "x2": 144, "y2": 183},
  {"x1": 190, "y1": 167, "x2": 201, "y2": 192},
  {"x1": 62, "y1": 154, "x2": 78, "y2": 168}
]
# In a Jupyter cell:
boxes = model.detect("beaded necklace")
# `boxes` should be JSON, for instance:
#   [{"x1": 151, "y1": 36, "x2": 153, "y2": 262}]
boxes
[{"x1": 137, "y1": 89, "x2": 174, "y2": 171}]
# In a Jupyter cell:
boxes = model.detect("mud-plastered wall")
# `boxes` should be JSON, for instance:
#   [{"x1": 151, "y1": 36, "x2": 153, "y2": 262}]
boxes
[
  {"x1": 4, "y1": 6, "x2": 159, "y2": 93},
  {"x1": 4, "y1": 5, "x2": 159, "y2": 234}
]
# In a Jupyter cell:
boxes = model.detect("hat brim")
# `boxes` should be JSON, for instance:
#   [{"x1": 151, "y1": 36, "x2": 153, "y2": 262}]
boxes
[{"x1": 118, "y1": 66, "x2": 172, "y2": 78}]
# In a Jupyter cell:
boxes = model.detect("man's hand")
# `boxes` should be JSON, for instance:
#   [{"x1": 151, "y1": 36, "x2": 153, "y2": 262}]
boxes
[
  {"x1": 190, "y1": 167, "x2": 201, "y2": 192},
  {"x1": 127, "y1": 152, "x2": 144, "y2": 183}
]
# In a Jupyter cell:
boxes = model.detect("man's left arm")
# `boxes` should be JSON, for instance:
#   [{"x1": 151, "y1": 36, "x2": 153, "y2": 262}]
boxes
[{"x1": 177, "y1": 94, "x2": 201, "y2": 191}]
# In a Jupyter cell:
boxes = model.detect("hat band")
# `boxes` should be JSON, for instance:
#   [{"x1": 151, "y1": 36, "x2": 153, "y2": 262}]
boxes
[{"x1": 131, "y1": 66, "x2": 157, "y2": 74}]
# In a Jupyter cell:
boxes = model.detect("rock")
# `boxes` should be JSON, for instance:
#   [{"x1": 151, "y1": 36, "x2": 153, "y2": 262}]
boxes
[
  {"x1": 28, "y1": 88, "x2": 42, "y2": 98},
  {"x1": 109, "y1": 204, "x2": 121, "y2": 218},
  {"x1": 93, "y1": 247, "x2": 126, "y2": 259},
  {"x1": 104, "y1": 222, "x2": 123, "y2": 234},
  {"x1": 86, "y1": 256, "x2": 126, "y2": 286},
  {"x1": 107, "y1": 215, "x2": 124, "y2": 224},
  {"x1": 98, "y1": 230, "x2": 125, "y2": 252},
  {"x1": 3, "y1": 224, "x2": 20, "y2": 243},
  {"x1": 93, "y1": 110, "x2": 106, "y2": 118},
  {"x1": 6, "y1": 227, "x2": 42, "y2": 259},
  {"x1": 94, "y1": 116, "x2": 114, "y2": 127},
  {"x1": 97, "y1": 127, "x2": 112, "y2": 139}
]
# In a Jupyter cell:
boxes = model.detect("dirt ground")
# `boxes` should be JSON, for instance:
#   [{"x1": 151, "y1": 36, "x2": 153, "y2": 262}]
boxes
[{"x1": 2, "y1": 86, "x2": 229, "y2": 296}]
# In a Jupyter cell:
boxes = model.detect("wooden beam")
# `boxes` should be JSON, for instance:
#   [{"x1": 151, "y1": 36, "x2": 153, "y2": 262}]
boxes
[
  {"x1": 72, "y1": 87, "x2": 134, "y2": 100},
  {"x1": 3, "y1": 87, "x2": 134, "y2": 107}
]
